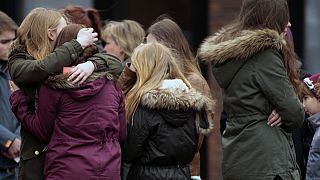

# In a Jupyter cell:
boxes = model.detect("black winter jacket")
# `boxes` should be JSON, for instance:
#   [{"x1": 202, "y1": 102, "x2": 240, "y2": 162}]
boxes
[{"x1": 123, "y1": 79, "x2": 214, "y2": 180}]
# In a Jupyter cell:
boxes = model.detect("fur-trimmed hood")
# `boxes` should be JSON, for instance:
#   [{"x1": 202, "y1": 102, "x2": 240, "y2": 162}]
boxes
[
  {"x1": 198, "y1": 29, "x2": 286, "y2": 88},
  {"x1": 198, "y1": 28, "x2": 286, "y2": 64},
  {"x1": 140, "y1": 79, "x2": 214, "y2": 135},
  {"x1": 44, "y1": 72, "x2": 114, "y2": 101}
]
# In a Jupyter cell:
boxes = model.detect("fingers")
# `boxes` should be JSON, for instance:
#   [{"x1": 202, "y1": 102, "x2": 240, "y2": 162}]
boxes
[
  {"x1": 270, "y1": 117, "x2": 282, "y2": 127},
  {"x1": 71, "y1": 72, "x2": 86, "y2": 84},
  {"x1": 79, "y1": 74, "x2": 89, "y2": 85},
  {"x1": 267, "y1": 113, "x2": 279, "y2": 125},
  {"x1": 267, "y1": 110, "x2": 276, "y2": 121},
  {"x1": 67, "y1": 67, "x2": 79, "y2": 81},
  {"x1": 8, "y1": 80, "x2": 19, "y2": 93},
  {"x1": 68, "y1": 62, "x2": 94, "y2": 84},
  {"x1": 68, "y1": 69, "x2": 89, "y2": 84},
  {"x1": 267, "y1": 110, "x2": 282, "y2": 127},
  {"x1": 92, "y1": 32, "x2": 98, "y2": 38}
]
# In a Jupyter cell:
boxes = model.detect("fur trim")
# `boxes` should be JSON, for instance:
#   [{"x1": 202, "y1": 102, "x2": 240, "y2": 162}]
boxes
[
  {"x1": 45, "y1": 71, "x2": 114, "y2": 89},
  {"x1": 198, "y1": 29, "x2": 286, "y2": 64},
  {"x1": 141, "y1": 87, "x2": 215, "y2": 135}
]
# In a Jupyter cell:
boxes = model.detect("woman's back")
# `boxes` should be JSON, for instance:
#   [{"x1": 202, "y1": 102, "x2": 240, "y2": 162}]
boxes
[
  {"x1": 42, "y1": 75, "x2": 124, "y2": 179},
  {"x1": 11, "y1": 73, "x2": 125, "y2": 180},
  {"x1": 124, "y1": 79, "x2": 212, "y2": 180},
  {"x1": 199, "y1": 28, "x2": 304, "y2": 179}
]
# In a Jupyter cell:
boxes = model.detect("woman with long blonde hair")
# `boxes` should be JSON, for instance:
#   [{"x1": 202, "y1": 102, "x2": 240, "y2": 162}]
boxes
[
  {"x1": 8, "y1": 7, "x2": 98, "y2": 179},
  {"x1": 123, "y1": 42, "x2": 213, "y2": 180},
  {"x1": 11, "y1": 24, "x2": 125, "y2": 180}
]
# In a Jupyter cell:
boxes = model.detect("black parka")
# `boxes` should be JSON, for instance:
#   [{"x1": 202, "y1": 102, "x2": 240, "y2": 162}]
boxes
[{"x1": 123, "y1": 79, "x2": 214, "y2": 180}]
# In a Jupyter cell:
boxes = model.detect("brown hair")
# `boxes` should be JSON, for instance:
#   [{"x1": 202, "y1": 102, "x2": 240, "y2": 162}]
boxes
[
  {"x1": 234, "y1": 0, "x2": 290, "y2": 33},
  {"x1": 54, "y1": 23, "x2": 98, "y2": 64},
  {"x1": 300, "y1": 85, "x2": 315, "y2": 99},
  {"x1": 147, "y1": 17, "x2": 201, "y2": 78},
  {"x1": 225, "y1": 0, "x2": 302, "y2": 94},
  {"x1": 0, "y1": 11, "x2": 18, "y2": 35},
  {"x1": 63, "y1": 6, "x2": 102, "y2": 39}
]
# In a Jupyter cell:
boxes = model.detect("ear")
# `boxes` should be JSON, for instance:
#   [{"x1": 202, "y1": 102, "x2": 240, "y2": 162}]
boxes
[{"x1": 47, "y1": 29, "x2": 56, "y2": 41}]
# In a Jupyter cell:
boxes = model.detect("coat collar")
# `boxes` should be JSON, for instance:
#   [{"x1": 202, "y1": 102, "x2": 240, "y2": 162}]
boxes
[
  {"x1": 198, "y1": 28, "x2": 286, "y2": 65},
  {"x1": 140, "y1": 79, "x2": 215, "y2": 135},
  {"x1": 45, "y1": 72, "x2": 114, "y2": 90}
]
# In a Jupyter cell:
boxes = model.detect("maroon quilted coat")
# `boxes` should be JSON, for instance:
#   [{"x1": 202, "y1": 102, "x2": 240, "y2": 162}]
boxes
[{"x1": 10, "y1": 72, "x2": 126, "y2": 180}]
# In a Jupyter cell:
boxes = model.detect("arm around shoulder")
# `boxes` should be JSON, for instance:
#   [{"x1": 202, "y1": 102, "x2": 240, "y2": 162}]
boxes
[{"x1": 8, "y1": 39, "x2": 83, "y2": 85}]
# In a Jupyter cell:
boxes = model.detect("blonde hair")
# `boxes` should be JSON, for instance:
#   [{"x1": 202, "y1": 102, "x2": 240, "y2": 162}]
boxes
[
  {"x1": 16, "y1": 8, "x2": 63, "y2": 60},
  {"x1": 102, "y1": 19, "x2": 145, "y2": 59},
  {"x1": 126, "y1": 42, "x2": 190, "y2": 121}
]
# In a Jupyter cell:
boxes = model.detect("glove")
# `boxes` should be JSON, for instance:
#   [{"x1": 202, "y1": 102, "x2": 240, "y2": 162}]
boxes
[
  {"x1": 68, "y1": 61, "x2": 95, "y2": 84},
  {"x1": 77, "y1": 28, "x2": 98, "y2": 49}
]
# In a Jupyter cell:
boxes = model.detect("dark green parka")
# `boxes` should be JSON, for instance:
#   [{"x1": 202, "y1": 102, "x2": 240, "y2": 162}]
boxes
[{"x1": 199, "y1": 29, "x2": 304, "y2": 180}]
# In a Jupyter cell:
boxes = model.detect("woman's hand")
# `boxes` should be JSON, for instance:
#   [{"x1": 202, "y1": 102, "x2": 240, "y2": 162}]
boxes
[
  {"x1": 67, "y1": 61, "x2": 94, "y2": 84},
  {"x1": 7, "y1": 138, "x2": 21, "y2": 159},
  {"x1": 9, "y1": 80, "x2": 20, "y2": 94},
  {"x1": 77, "y1": 28, "x2": 98, "y2": 49},
  {"x1": 267, "y1": 109, "x2": 282, "y2": 127}
]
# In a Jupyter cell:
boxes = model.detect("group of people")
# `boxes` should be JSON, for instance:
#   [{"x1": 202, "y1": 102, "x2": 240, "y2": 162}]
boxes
[{"x1": 0, "y1": 0, "x2": 319, "y2": 180}]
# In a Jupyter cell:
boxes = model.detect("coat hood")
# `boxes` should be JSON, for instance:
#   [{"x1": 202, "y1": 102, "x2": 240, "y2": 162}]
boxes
[
  {"x1": 140, "y1": 79, "x2": 214, "y2": 135},
  {"x1": 45, "y1": 72, "x2": 114, "y2": 101},
  {"x1": 198, "y1": 29, "x2": 286, "y2": 88}
]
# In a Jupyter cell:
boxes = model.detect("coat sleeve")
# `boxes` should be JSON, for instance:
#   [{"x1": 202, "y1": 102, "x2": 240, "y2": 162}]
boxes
[
  {"x1": 10, "y1": 85, "x2": 59, "y2": 143},
  {"x1": 255, "y1": 49, "x2": 304, "y2": 130},
  {"x1": 8, "y1": 40, "x2": 83, "y2": 86},
  {"x1": 117, "y1": 63, "x2": 137, "y2": 95},
  {"x1": 87, "y1": 53, "x2": 124, "y2": 76},
  {"x1": 0, "y1": 125, "x2": 18, "y2": 151},
  {"x1": 123, "y1": 107, "x2": 150, "y2": 163},
  {"x1": 118, "y1": 90, "x2": 127, "y2": 143}
]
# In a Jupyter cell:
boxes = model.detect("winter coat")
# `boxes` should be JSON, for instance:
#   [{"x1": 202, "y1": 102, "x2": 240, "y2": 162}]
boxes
[
  {"x1": 306, "y1": 113, "x2": 320, "y2": 179},
  {"x1": 123, "y1": 79, "x2": 214, "y2": 180},
  {"x1": 0, "y1": 60, "x2": 20, "y2": 169},
  {"x1": 118, "y1": 63, "x2": 136, "y2": 95},
  {"x1": 10, "y1": 72, "x2": 126, "y2": 180},
  {"x1": 8, "y1": 39, "x2": 84, "y2": 180},
  {"x1": 198, "y1": 29, "x2": 304, "y2": 180},
  {"x1": 8, "y1": 40, "x2": 124, "y2": 180}
]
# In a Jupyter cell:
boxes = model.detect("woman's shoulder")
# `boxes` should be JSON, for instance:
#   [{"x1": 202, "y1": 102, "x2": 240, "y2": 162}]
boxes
[
  {"x1": 187, "y1": 72, "x2": 211, "y2": 96},
  {"x1": 140, "y1": 79, "x2": 212, "y2": 112},
  {"x1": 251, "y1": 48, "x2": 284, "y2": 71}
]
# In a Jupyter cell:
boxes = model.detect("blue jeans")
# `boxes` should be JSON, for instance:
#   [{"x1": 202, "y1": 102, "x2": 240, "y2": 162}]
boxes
[{"x1": 0, "y1": 167, "x2": 18, "y2": 180}]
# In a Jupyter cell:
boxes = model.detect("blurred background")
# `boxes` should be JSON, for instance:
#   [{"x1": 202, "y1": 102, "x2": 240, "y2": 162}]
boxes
[
  {"x1": 1, "y1": 0, "x2": 319, "y2": 179},
  {"x1": 1, "y1": 0, "x2": 318, "y2": 72}
]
